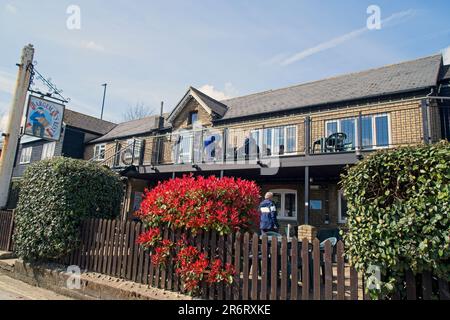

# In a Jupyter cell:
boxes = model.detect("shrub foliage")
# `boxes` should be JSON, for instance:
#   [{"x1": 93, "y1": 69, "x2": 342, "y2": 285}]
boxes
[
  {"x1": 136, "y1": 174, "x2": 260, "y2": 294},
  {"x1": 340, "y1": 141, "x2": 450, "y2": 297},
  {"x1": 14, "y1": 157, "x2": 123, "y2": 261}
]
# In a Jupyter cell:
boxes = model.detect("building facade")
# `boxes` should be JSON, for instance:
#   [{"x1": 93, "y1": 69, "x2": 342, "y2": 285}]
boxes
[{"x1": 85, "y1": 54, "x2": 450, "y2": 235}]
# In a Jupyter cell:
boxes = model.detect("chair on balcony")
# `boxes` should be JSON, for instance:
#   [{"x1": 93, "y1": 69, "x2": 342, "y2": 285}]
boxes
[{"x1": 313, "y1": 132, "x2": 352, "y2": 153}]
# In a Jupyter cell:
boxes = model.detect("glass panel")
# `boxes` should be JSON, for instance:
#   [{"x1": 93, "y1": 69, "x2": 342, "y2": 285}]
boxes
[
  {"x1": 286, "y1": 126, "x2": 296, "y2": 153},
  {"x1": 375, "y1": 116, "x2": 389, "y2": 147},
  {"x1": 272, "y1": 193, "x2": 281, "y2": 216},
  {"x1": 189, "y1": 112, "x2": 198, "y2": 124},
  {"x1": 326, "y1": 121, "x2": 338, "y2": 137},
  {"x1": 203, "y1": 132, "x2": 222, "y2": 162},
  {"x1": 310, "y1": 200, "x2": 322, "y2": 210},
  {"x1": 263, "y1": 128, "x2": 272, "y2": 156},
  {"x1": 340, "y1": 193, "x2": 348, "y2": 221},
  {"x1": 273, "y1": 127, "x2": 284, "y2": 155},
  {"x1": 284, "y1": 193, "x2": 296, "y2": 218},
  {"x1": 176, "y1": 133, "x2": 193, "y2": 163},
  {"x1": 341, "y1": 119, "x2": 355, "y2": 149},
  {"x1": 361, "y1": 116, "x2": 373, "y2": 149}
]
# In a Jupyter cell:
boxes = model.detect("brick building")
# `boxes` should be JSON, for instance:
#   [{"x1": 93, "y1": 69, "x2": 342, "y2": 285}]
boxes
[{"x1": 84, "y1": 53, "x2": 450, "y2": 234}]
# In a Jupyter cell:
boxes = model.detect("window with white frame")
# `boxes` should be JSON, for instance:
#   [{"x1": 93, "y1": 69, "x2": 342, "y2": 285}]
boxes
[
  {"x1": 252, "y1": 125, "x2": 297, "y2": 156},
  {"x1": 93, "y1": 143, "x2": 106, "y2": 161},
  {"x1": 269, "y1": 189, "x2": 297, "y2": 220},
  {"x1": 338, "y1": 190, "x2": 348, "y2": 223},
  {"x1": 20, "y1": 147, "x2": 32, "y2": 164},
  {"x1": 41, "y1": 142, "x2": 56, "y2": 160},
  {"x1": 325, "y1": 114, "x2": 390, "y2": 149}
]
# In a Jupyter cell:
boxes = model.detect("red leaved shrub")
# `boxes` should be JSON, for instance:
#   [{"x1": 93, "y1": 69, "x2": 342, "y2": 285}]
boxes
[{"x1": 136, "y1": 175, "x2": 260, "y2": 295}]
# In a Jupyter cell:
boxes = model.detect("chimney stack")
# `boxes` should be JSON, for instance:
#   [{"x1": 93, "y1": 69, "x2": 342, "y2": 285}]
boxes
[{"x1": 158, "y1": 101, "x2": 164, "y2": 129}]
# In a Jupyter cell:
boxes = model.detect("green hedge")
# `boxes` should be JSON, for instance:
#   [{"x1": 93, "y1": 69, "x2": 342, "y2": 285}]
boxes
[
  {"x1": 340, "y1": 141, "x2": 450, "y2": 298},
  {"x1": 14, "y1": 157, "x2": 124, "y2": 261}
]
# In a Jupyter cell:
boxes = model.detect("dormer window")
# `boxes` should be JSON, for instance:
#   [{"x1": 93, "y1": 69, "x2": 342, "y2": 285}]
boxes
[{"x1": 188, "y1": 111, "x2": 198, "y2": 125}]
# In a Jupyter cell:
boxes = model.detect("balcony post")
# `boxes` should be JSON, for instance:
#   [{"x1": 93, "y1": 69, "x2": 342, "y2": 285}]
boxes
[
  {"x1": 304, "y1": 166, "x2": 310, "y2": 225},
  {"x1": 356, "y1": 111, "x2": 363, "y2": 158},
  {"x1": 131, "y1": 138, "x2": 136, "y2": 165},
  {"x1": 222, "y1": 128, "x2": 227, "y2": 163},
  {"x1": 421, "y1": 99, "x2": 431, "y2": 144},
  {"x1": 304, "y1": 116, "x2": 311, "y2": 155}
]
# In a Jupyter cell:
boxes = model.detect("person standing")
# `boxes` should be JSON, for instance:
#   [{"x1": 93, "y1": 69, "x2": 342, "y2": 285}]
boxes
[{"x1": 259, "y1": 192, "x2": 279, "y2": 235}]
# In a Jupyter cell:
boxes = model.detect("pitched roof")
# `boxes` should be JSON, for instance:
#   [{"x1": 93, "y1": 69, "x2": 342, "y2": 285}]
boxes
[
  {"x1": 64, "y1": 109, "x2": 116, "y2": 135},
  {"x1": 190, "y1": 87, "x2": 228, "y2": 117},
  {"x1": 441, "y1": 64, "x2": 450, "y2": 81},
  {"x1": 89, "y1": 114, "x2": 169, "y2": 143},
  {"x1": 218, "y1": 54, "x2": 443, "y2": 120}
]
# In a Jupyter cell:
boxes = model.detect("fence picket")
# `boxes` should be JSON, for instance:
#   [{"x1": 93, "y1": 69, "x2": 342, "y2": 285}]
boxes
[
  {"x1": 350, "y1": 267, "x2": 358, "y2": 300},
  {"x1": 120, "y1": 220, "x2": 131, "y2": 278},
  {"x1": 251, "y1": 233, "x2": 259, "y2": 300},
  {"x1": 137, "y1": 223, "x2": 145, "y2": 284},
  {"x1": 290, "y1": 237, "x2": 298, "y2": 300},
  {"x1": 209, "y1": 231, "x2": 217, "y2": 299},
  {"x1": 280, "y1": 236, "x2": 287, "y2": 300},
  {"x1": 225, "y1": 233, "x2": 233, "y2": 300},
  {"x1": 337, "y1": 241, "x2": 345, "y2": 300},
  {"x1": 126, "y1": 221, "x2": 136, "y2": 280},
  {"x1": 242, "y1": 232, "x2": 250, "y2": 300},
  {"x1": 313, "y1": 238, "x2": 321, "y2": 300},
  {"x1": 260, "y1": 234, "x2": 268, "y2": 300},
  {"x1": 102, "y1": 219, "x2": 112, "y2": 274},
  {"x1": 201, "y1": 231, "x2": 209, "y2": 299},
  {"x1": 270, "y1": 235, "x2": 278, "y2": 300},
  {"x1": 301, "y1": 238, "x2": 309, "y2": 300},
  {"x1": 218, "y1": 234, "x2": 225, "y2": 300},
  {"x1": 324, "y1": 241, "x2": 332, "y2": 300},
  {"x1": 438, "y1": 278, "x2": 450, "y2": 300},
  {"x1": 422, "y1": 271, "x2": 432, "y2": 300},
  {"x1": 233, "y1": 232, "x2": 241, "y2": 300},
  {"x1": 93, "y1": 219, "x2": 105, "y2": 272},
  {"x1": 405, "y1": 270, "x2": 416, "y2": 300}
]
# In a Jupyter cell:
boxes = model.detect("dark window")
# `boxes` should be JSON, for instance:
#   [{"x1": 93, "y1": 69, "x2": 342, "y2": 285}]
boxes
[{"x1": 188, "y1": 111, "x2": 198, "y2": 125}]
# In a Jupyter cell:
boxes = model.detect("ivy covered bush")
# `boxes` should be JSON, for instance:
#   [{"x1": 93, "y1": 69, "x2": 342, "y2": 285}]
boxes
[
  {"x1": 14, "y1": 157, "x2": 123, "y2": 261},
  {"x1": 340, "y1": 141, "x2": 450, "y2": 298}
]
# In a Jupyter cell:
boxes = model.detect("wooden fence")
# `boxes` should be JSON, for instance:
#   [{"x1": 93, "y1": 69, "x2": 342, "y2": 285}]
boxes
[
  {"x1": 61, "y1": 218, "x2": 449, "y2": 300},
  {"x1": 0, "y1": 210, "x2": 14, "y2": 252}
]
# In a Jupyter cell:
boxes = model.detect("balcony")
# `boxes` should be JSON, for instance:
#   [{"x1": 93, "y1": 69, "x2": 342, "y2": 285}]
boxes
[{"x1": 95, "y1": 103, "x2": 449, "y2": 172}]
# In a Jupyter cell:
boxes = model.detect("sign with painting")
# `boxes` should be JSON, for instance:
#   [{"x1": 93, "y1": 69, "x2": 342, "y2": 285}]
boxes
[{"x1": 24, "y1": 95, "x2": 65, "y2": 141}]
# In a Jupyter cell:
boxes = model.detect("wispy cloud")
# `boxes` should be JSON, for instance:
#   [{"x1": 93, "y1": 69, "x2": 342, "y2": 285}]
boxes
[
  {"x1": 274, "y1": 9, "x2": 417, "y2": 66},
  {"x1": 198, "y1": 82, "x2": 238, "y2": 100},
  {"x1": 82, "y1": 41, "x2": 105, "y2": 52},
  {"x1": 0, "y1": 112, "x2": 9, "y2": 133},
  {"x1": 4, "y1": 3, "x2": 17, "y2": 14}
]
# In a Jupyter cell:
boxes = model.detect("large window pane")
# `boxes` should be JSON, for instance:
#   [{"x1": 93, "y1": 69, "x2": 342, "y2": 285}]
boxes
[
  {"x1": 263, "y1": 128, "x2": 272, "y2": 156},
  {"x1": 375, "y1": 116, "x2": 389, "y2": 147},
  {"x1": 361, "y1": 116, "x2": 373, "y2": 148},
  {"x1": 273, "y1": 127, "x2": 284, "y2": 155},
  {"x1": 284, "y1": 193, "x2": 296, "y2": 218},
  {"x1": 341, "y1": 119, "x2": 355, "y2": 148},
  {"x1": 286, "y1": 126, "x2": 296, "y2": 153},
  {"x1": 326, "y1": 121, "x2": 338, "y2": 137}
]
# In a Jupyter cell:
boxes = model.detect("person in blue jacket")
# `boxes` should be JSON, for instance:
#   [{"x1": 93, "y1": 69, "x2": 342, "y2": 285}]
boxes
[
  {"x1": 29, "y1": 107, "x2": 46, "y2": 138},
  {"x1": 259, "y1": 192, "x2": 279, "y2": 235}
]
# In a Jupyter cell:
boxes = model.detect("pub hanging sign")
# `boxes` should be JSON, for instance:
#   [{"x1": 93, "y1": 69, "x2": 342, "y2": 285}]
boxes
[{"x1": 24, "y1": 95, "x2": 65, "y2": 141}]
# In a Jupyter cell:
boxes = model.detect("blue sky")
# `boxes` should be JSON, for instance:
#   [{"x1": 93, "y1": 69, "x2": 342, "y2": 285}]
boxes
[{"x1": 1, "y1": 0, "x2": 450, "y2": 128}]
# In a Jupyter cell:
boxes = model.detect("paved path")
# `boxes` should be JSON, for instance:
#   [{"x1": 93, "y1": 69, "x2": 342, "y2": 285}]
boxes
[{"x1": 0, "y1": 275, "x2": 71, "y2": 300}]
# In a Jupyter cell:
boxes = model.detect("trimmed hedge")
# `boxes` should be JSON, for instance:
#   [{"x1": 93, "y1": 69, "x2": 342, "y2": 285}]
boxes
[
  {"x1": 14, "y1": 157, "x2": 124, "y2": 261},
  {"x1": 340, "y1": 141, "x2": 450, "y2": 298}
]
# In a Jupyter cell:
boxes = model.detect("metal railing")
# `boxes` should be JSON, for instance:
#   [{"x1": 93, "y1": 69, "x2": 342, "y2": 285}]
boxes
[{"x1": 93, "y1": 104, "x2": 450, "y2": 169}]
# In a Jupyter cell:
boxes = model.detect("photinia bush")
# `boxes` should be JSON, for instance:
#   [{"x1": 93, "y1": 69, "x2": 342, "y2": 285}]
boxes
[{"x1": 136, "y1": 174, "x2": 260, "y2": 295}]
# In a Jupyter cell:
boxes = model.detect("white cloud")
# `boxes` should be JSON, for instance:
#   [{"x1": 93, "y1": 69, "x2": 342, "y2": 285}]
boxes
[
  {"x1": 4, "y1": 3, "x2": 17, "y2": 14},
  {"x1": 198, "y1": 82, "x2": 238, "y2": 101},
  {"x1": 81, "y1": 41, "x2": 105, "y2": 52},
  {"x1": 277, "y1": 9, "x2": 417, "y2": 66},
  {"x1": 443, "y1": 46, "x2": 450, "y2": 65}
]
